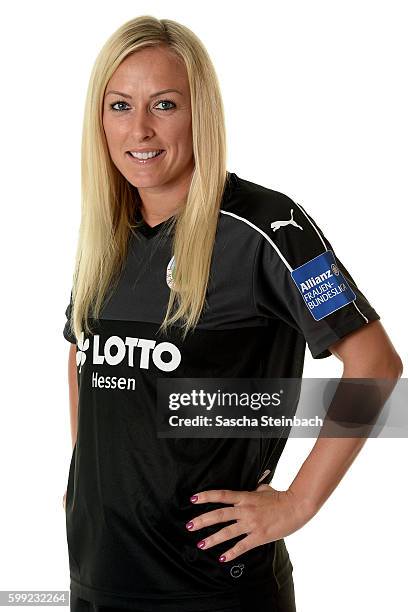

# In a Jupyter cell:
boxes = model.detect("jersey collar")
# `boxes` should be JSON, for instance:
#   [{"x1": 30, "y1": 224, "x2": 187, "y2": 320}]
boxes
[
  {"x1": 134, "y1": 207, "x2": 175, "y2": 240},
  {"x1": 133, "y1": 172, "x2": 238, "y2": 240}
]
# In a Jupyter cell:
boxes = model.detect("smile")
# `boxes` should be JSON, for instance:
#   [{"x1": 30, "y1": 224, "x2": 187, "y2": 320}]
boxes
[{"x1": 127, "y1": 150, "x2": 166, "y2": 164}]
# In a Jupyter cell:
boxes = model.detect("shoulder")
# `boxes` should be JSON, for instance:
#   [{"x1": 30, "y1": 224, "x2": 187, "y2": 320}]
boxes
[
  {"x1": 221, "y1": 173, "x2": 330, "y2": 269},
  {"x1": 221, "y1": 173, "x2": 298, "y2": 229}
]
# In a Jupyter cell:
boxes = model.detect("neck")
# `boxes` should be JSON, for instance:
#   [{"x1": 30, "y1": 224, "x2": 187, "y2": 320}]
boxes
[{"x1": 137, "y1": 167, "x2": 193, "y2": 226}]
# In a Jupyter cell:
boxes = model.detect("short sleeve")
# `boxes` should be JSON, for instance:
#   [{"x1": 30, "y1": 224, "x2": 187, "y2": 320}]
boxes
[
  {"x1": 252, "y1": 201, "x2": 381, "y2": 359},
  {"x1": 63, "y1": 290, "x2": 77, "y2": 344}
]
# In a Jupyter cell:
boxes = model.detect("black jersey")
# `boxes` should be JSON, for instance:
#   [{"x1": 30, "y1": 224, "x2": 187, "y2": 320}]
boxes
[{"x1": 63, "y1": 172, "x2": 380, "y2": 610}]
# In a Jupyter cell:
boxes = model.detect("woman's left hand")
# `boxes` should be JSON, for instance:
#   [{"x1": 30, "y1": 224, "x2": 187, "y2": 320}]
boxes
[{"x1": 185, "y1": 484, "x2": 313, "y2": 563}]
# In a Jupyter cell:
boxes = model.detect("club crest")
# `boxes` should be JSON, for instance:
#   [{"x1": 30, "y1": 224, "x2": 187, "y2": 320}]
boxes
[{"x1": 166, "y1": 255, "x2": 176, "y2": 289}]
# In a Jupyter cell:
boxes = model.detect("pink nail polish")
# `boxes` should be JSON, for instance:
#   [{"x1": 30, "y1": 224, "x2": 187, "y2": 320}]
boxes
[
  {"x1": 219, "y1": 555, "x2": 226, "y2": 562},
  {"x1": 190, "y1": 495, "x2": 198, "y2": 503},
  {"x1": 186, "y1": 521, "x2": 194, "y2": 530},
  {"x1": 197, "y1": 540, "x2": 206, "y2": 549}
]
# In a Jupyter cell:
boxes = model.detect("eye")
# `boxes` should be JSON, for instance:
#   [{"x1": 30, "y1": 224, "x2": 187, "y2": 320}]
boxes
[
  {"x1": 108, "y1": 99, "x2": 176, "y2": 113},
  {"x1": 110, "y1": 100, "x2": 130, "y2": 112},
  {"x1": 154, "y1": 99, "x2": 176, "y2": 111}
]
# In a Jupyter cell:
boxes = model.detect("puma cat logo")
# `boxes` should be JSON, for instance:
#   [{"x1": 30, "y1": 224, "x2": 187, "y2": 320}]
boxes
[{"x1": 270, "y1": 209, "x2": 303, "y2": 232}]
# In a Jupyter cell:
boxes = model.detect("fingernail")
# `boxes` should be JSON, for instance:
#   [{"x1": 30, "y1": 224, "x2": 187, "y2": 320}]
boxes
[
  {"x1": 219, "y1": 555, "x2": 227, "y2": 562},
  {"x1": 190, "y1": 495, "x2": 198, "y2": 503},
  {"x1": 186, "y1": 521, "x2": 194, "y2": 530},
  {"x1": 197, "y1": 540, "x2": 206, "y2": 549}
]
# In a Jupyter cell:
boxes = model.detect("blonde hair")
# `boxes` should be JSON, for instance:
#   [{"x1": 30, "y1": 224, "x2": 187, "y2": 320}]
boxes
[{"x1": 68, "y1": 15, "x2": 230, "y2": 344}]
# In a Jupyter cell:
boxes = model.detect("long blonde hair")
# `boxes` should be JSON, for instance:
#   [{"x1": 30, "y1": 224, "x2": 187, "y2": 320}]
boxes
[{"x1": 68, "y1": 15, "x2": 229, "y2": 344}]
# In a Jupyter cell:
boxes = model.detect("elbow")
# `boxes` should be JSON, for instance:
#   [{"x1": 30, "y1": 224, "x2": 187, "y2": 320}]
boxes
[
  {"x1": 393, "y1": 353, "x2": 404, "y2": 379},
  {"x1": 371, "y1": 352, "x2": 403, "y2": 379},
  {"x1": 343, "y1": 351, "x2": 403, "y2": 380}
]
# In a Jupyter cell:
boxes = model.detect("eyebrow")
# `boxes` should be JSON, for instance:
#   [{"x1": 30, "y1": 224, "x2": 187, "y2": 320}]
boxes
[{"x1": 104, "y1": 88, "x2": 183, "y2": 99}]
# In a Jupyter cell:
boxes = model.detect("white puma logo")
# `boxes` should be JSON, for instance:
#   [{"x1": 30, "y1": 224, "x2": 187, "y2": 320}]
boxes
[{"x1": 270, "y1": 208, "x2": 303, "y2": 232}]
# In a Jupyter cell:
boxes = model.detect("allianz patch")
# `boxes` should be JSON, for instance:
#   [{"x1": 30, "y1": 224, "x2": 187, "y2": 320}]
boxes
[{"x1": 291, "y1": 250, "x2": 356, "y2": 321}]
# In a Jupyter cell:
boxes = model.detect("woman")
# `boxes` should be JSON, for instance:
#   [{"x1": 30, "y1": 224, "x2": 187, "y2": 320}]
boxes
[{"x1": 62, "y1": 15, "x2": 402, "y2": 612}]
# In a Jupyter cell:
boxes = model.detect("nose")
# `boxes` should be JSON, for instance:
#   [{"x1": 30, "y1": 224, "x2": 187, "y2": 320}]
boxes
[{"x1": 128, "y1": 106, "x2": 155, "y2": 140}]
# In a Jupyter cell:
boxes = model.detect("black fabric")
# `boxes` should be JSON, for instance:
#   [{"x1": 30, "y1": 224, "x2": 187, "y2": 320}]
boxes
[
  {"x1": 63, "y1": 290, "x2": 76, "y2": 344},
  {"x1": 63, "y1": 171, "x2": 379, "y2": 610},
  {"x1": 70, "y1": 572, "x2": 296, "y2": 612},
  {"x1": 252, "y1": 202, "x2": 380, "y2": 359},
  {"x1": 70, "y1": 592, "x2": 295, "y2": 612},
  {"x1": 69, "y1": 589, "x2": 296, "y2": 612}
]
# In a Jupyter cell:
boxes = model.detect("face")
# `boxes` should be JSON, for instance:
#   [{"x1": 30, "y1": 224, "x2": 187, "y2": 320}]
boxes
[{"x1": 102, "y1": 45, "x2": 194, "y2": 193}]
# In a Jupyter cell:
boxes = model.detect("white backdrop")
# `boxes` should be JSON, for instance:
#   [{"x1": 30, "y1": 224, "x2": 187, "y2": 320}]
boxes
[{"x1": 0, "y1": 1, "x2": 406, "y2": 610}]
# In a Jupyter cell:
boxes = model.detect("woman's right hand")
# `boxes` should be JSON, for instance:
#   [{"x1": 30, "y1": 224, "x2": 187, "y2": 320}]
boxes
[{"x1": 62, "y1": 490, "x2": 67, "y2": 510}]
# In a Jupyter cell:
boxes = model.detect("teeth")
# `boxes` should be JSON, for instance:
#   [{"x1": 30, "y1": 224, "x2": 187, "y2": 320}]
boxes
[{"x1": 129, "y1": 150, "x2": 162, "y2": 160}]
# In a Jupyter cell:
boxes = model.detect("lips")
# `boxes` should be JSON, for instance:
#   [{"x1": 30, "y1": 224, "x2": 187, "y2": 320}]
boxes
[
  {"x1": 128, "y1": 150, "x2": 165, "y2": 163},
  {"x1": 125, "y1": 149, "x2": 167, "y2": 166},
  {"x1": 127, "y1": 149, "x2": 164, "y2": 157}
]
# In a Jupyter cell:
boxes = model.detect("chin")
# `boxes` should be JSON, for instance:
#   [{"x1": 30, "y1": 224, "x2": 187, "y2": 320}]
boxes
[{"x1": 128, "y1": 176, "x2": 163, "y2": 189}]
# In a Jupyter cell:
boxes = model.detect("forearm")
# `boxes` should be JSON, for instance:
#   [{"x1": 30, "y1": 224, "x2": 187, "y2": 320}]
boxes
[{"x1": 288, "y1": 362, "x2": 402, "y2": 520}]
